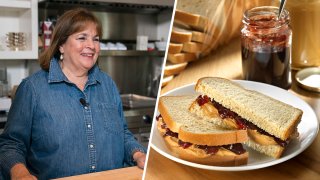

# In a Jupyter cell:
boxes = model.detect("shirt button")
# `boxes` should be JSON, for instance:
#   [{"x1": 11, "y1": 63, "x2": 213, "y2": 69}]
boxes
[
  {"x1": 84, "y1": 106, "x2": 88, "y2": 110},
  {"x1": 90, "y1": 144, "x2": 94, "y2": 148},
  {"x1": 87, "y1": 125, "x2": 91, "y2": 128},
  {"x1": 91, "y1": 165, "x2": 95, "y2": 169}
]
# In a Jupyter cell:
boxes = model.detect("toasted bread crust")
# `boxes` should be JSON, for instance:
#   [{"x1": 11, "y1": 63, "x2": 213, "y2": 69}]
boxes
[
  {"x1": 245, "y1": 139, "x2": 284, "y2": 159},
  {"x1": 164, "y1": 62, "x2": 188, "y2": 76},
  {"x1": 195, "y1": 77, "x2": 303, "y2": 141},
  {"x1": 179, "y1": 127, "x2": 247, "y2": 146},
  {"x1": 157, "y1": 120, "x2": 248, "y2": 166},
  {"x1": 168, "y1": 53, "x2": 197, "y2": 64},
  {"x1": 174, "y1": 10, "x2": 208, "y2": 32},
  {"x1": 158, "y1": 97, "x2": 180, "y2": 133},
  {"x1": 168, "y1": 43, "x2": 183, "y2": 54},
  {"x1": 178, "y1": 149, "x2": 249, "y2": 166},
  {"x1": 161, "y1": 75, "x2": 174, "y2": 87},
  {"x1": 182, "y1": 42, "x2": 203, "y2": 53},
  {"x1": 174, "y1": 10, "x2": 201, "y2": 27},
  {"x1": 171, "y1": 29, "x2": 192, "y2": 43}
]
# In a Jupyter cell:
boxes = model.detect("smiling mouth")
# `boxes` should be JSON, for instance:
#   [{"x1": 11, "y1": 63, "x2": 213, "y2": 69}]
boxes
[{"x1": 81, "y1": 53, "x2": 94, "y2": 57}]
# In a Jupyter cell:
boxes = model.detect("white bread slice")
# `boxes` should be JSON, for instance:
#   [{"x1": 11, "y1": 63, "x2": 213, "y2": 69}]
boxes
[
  {"x1": 245, "y1": 139, "x2": 284, "y2": 159},
  {"x1": 179, "y1": 123, "x2": 248, "y2": 146},
  {"x1": 190, "y1": 31, "x2": 207, "y2": 44},
  {"x1": 157, "y1": 121, "x2": 248, "y2": 166},
  {"x1": 173, "y1": 23, "x2": 210, "y2": 44},
  {"x1": 175, "y1": 0, "x2": 223, "y2": 36},
  {"x1": 170, "y1": 28, "x2": 192, "y2": 43},
  {"x1": 157, "y1": 95, "x2": 248, "y2": 166},
  {"x1": 168, "y1": 53, "x2": 197, "y2": 64},
  {"x1": 194, "y1": 77, "x2": 303, "y2": 141},
  {"x1": 176, "y1": 0, "x2": 221, "y2": 20},
  {"x1": 170, "y1": 28, "x2": 205, "y2": 53},
  {"x1": 174, "y1": 10, "x2": 208, "y2": 32},
  {"x1": 182, "y1": 42, "x2": 203, "y2": 53},
  {"x1": 169, "y1": 43, "x2": 183, "y2": 54},
  {"x1": 175, "y1": 0, "x2": 224, "y2": 33},
  {"x1": 164, "y1": 61, "x2": 188, "y2": 76},
  {"x1": 171, "y1": 26, "x2": 209, "y2": 44},
  {"x1": 161, "y1": 75, "x2": 174, "y2": 87}
]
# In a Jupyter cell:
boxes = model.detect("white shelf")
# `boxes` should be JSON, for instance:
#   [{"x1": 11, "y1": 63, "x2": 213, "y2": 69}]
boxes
[
  {"x1": 0, "y1": 51, "x2": 37, "y2": 59},
  {"x1": 0, "y1": 0, "x2": 31, "y2": 9},
  {"x1": 0, "y1": 0, "x2": 38, "y2": 60}
]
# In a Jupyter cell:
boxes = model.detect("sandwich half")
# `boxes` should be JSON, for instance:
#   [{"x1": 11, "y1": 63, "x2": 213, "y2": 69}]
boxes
[
  {"x1": 189, "y1": 77, "x2": 303, "y2": 158},
  {"x1": 156, "y1": 95, "x2": 248, "y2": 166}
]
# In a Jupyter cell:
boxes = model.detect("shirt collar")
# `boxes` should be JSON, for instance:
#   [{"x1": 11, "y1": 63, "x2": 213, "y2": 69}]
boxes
[{"x1": 48, "y1": 57, "x2": 101, "y2": 85}]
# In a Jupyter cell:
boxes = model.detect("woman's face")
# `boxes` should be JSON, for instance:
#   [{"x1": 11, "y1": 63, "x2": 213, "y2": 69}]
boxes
[{"x1": 59, "y1": 23, "x2": 100, "y2": 72}]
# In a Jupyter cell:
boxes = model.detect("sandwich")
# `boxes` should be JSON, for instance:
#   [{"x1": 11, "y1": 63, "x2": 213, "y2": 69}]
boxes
[
  {"x1": 189, "y1": 77, "x2": 303, "y2": 158},
  {"x1": 156, "y1": 95, "x2": 249, "y2": 166}
]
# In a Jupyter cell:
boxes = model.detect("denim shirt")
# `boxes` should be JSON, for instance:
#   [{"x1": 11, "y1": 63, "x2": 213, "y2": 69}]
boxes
[{"x1": 0, "y1": 58, "x2": 146, "y2": 179}]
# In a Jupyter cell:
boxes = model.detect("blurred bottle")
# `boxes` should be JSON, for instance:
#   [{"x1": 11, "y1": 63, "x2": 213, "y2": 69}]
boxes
[
  {"x1": 42, "y1": 20, "x2": 53, "y2": 50},
  {"x1": 286, "y1": 0, "x2": 320, "y2": 70}
]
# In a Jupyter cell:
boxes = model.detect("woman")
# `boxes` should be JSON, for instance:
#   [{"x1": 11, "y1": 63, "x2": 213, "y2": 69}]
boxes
[{"x1": 0, "y1": 8, "x2": 146, "y2": 179}]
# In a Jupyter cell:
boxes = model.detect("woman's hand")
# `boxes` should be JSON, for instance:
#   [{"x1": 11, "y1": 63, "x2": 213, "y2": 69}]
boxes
[
  {"x1": 133, "y1": 151, "x2": 146, "y2": 169},
  {"x1": 10, "y1": 163, "x2": 37, "y2": 180}
]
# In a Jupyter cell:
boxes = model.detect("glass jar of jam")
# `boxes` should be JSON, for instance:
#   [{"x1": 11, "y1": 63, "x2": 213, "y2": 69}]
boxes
[{"x1": 241, "y1": 6, "x2": 292, "y2": 89}]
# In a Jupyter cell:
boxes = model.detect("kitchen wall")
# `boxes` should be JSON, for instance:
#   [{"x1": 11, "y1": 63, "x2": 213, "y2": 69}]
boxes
[{"x1": 157, "y1": 9, "x2": 173, "y2": 41}]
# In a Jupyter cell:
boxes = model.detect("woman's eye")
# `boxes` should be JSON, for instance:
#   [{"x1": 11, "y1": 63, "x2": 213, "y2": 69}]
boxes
[
  {"x1": 77, "y1": 37, "x2": 86, "y2": 41},
  {"x1": 94, "y1": 37, "x2": 100, "y2": 42}
]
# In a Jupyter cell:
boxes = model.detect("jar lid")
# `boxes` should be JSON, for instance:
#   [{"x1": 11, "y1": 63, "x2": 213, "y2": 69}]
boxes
[{"x1": 295, "y1": 67, "x2": 320, "y2": 93}]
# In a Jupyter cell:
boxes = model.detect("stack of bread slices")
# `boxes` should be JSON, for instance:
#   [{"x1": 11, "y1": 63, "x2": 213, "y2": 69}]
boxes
[
  {"x1": 163, "y1": 0, "x2": 260, "y2": 87},
  {"x1": 163, "y1": 9, "x2": 212, "y2": 87}
]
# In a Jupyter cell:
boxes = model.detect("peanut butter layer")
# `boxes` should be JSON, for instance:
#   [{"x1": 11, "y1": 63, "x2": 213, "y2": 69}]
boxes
[{"x1": 200, "y1": 101, "x2": 279, "y2": 146}]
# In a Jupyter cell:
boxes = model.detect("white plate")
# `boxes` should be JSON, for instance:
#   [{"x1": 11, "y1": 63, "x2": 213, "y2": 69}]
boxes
[{"x1": 150, "y1": 80, "x2": 319, "y2": 171}]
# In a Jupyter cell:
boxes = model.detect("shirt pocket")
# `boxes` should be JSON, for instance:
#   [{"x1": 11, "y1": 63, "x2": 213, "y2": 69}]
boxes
[{"x1": 98, "y1": 103, "x2": 124, "y2": 135}]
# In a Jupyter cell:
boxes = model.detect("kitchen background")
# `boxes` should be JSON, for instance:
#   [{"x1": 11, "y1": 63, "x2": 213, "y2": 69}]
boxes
[{"x1": 0, "y1": 0, "x2": 175, "y2": 147}]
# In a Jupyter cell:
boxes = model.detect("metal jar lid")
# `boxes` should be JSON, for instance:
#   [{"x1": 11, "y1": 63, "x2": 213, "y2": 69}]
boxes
[{"x1": 295, "y1": 67, "x2": 320, "y2": 93}]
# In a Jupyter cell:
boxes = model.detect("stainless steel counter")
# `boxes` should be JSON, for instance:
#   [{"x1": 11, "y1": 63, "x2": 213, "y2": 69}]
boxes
[{"x1": 124, "y1": 106, "x2": 154, "y2": 148}]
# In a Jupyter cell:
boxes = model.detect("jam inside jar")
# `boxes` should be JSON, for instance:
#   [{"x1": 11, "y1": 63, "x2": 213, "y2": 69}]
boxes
[{"x1": 241, "y1": 6, "x2": 292, "y2": 89}]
